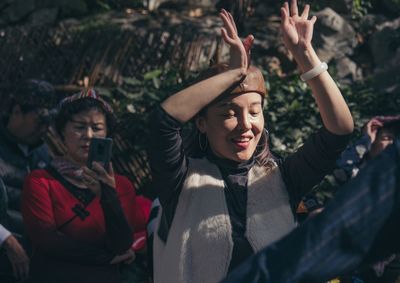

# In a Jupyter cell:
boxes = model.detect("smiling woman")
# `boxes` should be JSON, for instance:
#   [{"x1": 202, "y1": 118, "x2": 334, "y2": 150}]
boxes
[
  {"x1": 21, "y1": 89, "x2": 150, "y2": 283},
  {"x1": 148, "y1": 3, "x2": 354, "y2": 283}
]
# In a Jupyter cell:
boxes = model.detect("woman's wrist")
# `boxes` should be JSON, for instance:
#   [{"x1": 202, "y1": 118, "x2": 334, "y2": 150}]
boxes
[
  {"x1": 291, "y1": 45, "x2": 321, "y2": 73},
  {"x1": 226, "y1": 67, "x2": 248, "y2": 83}
]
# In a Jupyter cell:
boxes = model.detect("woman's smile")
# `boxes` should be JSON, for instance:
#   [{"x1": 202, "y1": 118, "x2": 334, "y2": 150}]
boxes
[{"x1": 231, "y1": 135, "x2": 253, "y2": 150}]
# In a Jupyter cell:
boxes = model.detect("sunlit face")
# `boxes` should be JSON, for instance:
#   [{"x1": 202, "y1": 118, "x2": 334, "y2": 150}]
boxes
[
  {"x1": 62, "y1": 109, "x2": 107, "y2": 165},
  {"x1": 369, "y1": 128, "x2": 395, "y2": 158},
  {"x1": 196, "y1": 92, "x2": 264, "y2": 162}
]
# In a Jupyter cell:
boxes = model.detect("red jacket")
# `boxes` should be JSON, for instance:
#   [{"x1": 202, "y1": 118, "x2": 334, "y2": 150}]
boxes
[{"x1": 22, "y1": 169, "x2": 150, "y2": 283}]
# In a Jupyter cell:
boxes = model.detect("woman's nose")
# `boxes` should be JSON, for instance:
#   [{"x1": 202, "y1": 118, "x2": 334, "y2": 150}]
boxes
[
  {"x1": 238, "y1": 114, "x2": 252, "y2": 131},
  {"x1": 84, "y1": 127, "x2": 94, "y2": 139}
]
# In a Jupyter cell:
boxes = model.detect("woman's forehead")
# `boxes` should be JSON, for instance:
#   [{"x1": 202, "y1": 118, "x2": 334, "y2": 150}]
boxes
[
  {"x1": 212, "y1": 92, "x2": 263, "y2": 108},
  {"x1": 70, "y1": 109, "x2": 106, "y2": 122}
]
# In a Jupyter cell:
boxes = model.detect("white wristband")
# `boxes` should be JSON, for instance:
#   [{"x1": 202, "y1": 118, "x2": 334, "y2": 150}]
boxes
[{"x1": 300, "y1": 62, "x2": 328, "y2": 81}]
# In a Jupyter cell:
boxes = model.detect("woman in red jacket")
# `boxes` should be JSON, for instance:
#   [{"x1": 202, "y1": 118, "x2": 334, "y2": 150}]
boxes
[{"x1": 22, "y1": 89, "x2": 148, "y2": 283}]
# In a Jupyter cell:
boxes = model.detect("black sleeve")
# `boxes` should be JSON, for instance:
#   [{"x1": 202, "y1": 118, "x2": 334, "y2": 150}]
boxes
[
  {"x1": 280, "y1": 127, "x2": 351, "y2": 204},
  {"x1": 221, "y1": 141, "x2": 400, "y2": 283},
  {"x1": 147, "y1": 105, "x2": 189, "y2": 225},
  {"x1": 100, "y1": 183, "x2": 133, "y2": 254}
]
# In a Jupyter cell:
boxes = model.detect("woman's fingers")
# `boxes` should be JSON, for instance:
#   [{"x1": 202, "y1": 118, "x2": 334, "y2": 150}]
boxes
[
  {"x1": 221, "y1": 27, "x2": 236, "y2": 45},
  {"x1": 290, "y1": 0, "x2": 299, "y2": 16},
  {"x1": 220, "y1": 9, "x2": 237, "y2": 38},
  {"x1": 281, "y1": 6, "x2": 289, "y2": 26},
  {"x1": 108, "y1": 162, "x2": 114, "y2": 176},
  {"x1": 242, "y1": 34, "x2": 254, "y2": 53},
  {"x1": 310, "y1": 15, "x2": 317, "y2": 25},
  {"x1": 301, "y1": 4, "x2": 310, "y2": 19},
  {"x1": 219, "y1": 11, "x2": 231, "y2": 34},
  {"x1": 82, "y1": 166, "x2": 98, "y2": 180},
  {"x1": 16, "y1": 261, "x2": 29, "y2": 281},
  {"x1": 283, "y1": 2, "x2": 289, "y2": 15},
  {"x1": 226, "y1": 10, "x2": 238, "y2": 34},
  {"x1": 109, "y1": 250, "x2": 135, "y2": 265},
  {"x1": 91, "y1": 162, "x2": 116, "y2": 188},
  {"x1": 92, "y1": 162, "x2": 108, "y2": 175}
]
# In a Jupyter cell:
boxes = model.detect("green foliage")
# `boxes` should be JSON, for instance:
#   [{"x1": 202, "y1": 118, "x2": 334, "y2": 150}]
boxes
[
  {"x1": 107, "y1": 68, "x2": 194, "y2": 150},
  {"x1": 352, "y1": 0, "x2": 372, "y2": 20},
  {"x1": 264, "y1": 71, "x2": 320, "y2": 156}
]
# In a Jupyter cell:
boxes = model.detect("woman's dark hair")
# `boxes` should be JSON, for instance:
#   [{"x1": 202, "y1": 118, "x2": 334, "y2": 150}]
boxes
[{"x1": 54, "y1": 97, "x2": 116, "y2": 139}]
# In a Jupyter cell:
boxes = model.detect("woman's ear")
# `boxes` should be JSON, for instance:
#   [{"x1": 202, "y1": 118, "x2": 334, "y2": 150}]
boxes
[{"x1": 195, "y1": 115, "x2": 207, "y2": 134}]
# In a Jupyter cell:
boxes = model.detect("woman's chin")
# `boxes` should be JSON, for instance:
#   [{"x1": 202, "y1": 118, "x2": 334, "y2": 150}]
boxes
[{"x1": 229, "y1": 151, "x2": 253, "y2": 163}]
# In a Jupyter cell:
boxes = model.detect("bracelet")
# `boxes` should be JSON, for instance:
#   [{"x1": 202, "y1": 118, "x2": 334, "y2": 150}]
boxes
[{"x1": 300, "y1": 62, "x2": 328, "y2": 81}]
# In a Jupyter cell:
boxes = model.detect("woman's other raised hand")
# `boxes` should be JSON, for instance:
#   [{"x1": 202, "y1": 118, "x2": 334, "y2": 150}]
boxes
[
  {"x1": 220, "y1": 9, "x2": 254, "y2": 70},
  {"x1": 280, "y1": 0, "x2": 316, "y2": 58}
]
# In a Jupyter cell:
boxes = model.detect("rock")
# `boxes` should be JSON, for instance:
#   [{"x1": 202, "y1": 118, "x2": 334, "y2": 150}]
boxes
[
  {"x1": 358, "y1": 14, "x2": 388, "y2": 35},
  {"x1": 313, "y1": 8, "x2": 357, "y2": 62},
  {"x1": 369, "y1": 17, "x2": 400, "y2": 68},
  {"x1": 335, "y1": 56, "x2": 363, "y2": 83},
  {"x1": 369, "y1": 18, "x2": 400, "y2": 94}
]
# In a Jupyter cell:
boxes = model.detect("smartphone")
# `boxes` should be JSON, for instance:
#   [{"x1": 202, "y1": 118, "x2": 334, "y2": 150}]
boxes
[{"x1": 87, "y1": 137, "x2": 113, "y2": 170}]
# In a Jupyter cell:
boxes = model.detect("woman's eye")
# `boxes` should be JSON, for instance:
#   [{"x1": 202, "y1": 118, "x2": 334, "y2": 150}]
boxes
[
  {"x1": 223, "y1": 113, "x2": 235, "y2": 118},
  {"x1": 250, "y1": 111, "x2": 260, "y2": 117}
]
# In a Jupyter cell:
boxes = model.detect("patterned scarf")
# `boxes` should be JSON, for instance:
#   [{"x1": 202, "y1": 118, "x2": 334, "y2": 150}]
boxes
[{"x1": 50, "y1": 156, "x2": 87, "y2": 189}]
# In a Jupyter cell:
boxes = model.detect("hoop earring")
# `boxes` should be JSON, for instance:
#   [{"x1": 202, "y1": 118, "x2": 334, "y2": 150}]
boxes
[{"x1": 198, "y1": 133, "x2": 208, "y2": 151}]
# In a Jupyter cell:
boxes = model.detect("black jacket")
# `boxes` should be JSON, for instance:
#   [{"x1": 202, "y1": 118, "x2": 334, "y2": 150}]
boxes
[{"x1": 0, "y1": 126, "x2": 50, "y2": 237}]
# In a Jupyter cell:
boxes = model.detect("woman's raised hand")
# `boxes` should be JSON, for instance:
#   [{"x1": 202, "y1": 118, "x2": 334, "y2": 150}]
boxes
[
  {"x1": 280, "y1": 0, "x2": 316, "y2": 56},
  {"x1": 220, "y1": 9, "x2": 254, "y2": 70},
  {"x1": 363, "y1": 119, "x2": 384, "y2": 144}
]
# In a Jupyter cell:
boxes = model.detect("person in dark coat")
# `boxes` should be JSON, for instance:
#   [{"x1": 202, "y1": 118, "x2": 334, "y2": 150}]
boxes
[{"x1": 0, "y1": 79, "x2": 56, "y2": 283}]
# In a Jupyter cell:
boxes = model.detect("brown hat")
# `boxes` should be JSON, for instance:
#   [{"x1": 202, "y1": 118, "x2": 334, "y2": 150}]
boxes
[
  {"x1": 231, "y1": 66, "x2": 266, "y2": 97},
  {"x1": 202, "y1": 64, "x2": 267, "y2": 97}
]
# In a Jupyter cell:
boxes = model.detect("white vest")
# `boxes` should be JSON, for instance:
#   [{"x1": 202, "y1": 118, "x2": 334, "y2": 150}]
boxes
[{"x1": 154, "y1": 158, "x2": 296, "y2": 283}]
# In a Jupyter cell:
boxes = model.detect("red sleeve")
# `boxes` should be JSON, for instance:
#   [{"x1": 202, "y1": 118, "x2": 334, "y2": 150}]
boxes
[
  {"x1": 115, "y1": 176, "x2": 151, "y2": 251},
  {"x1": 22, "y1": 171, "x2": 114, "y2": 265}
]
